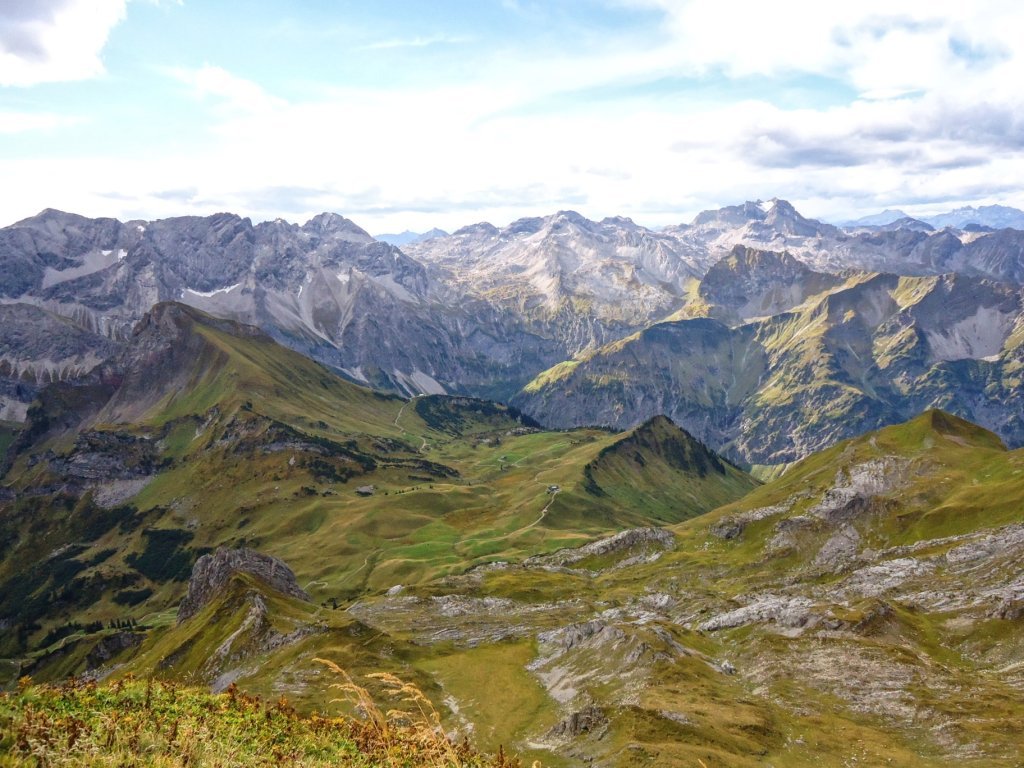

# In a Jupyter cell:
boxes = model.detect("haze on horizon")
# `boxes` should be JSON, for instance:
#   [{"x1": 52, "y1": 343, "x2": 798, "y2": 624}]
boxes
[{"x1": 2, "y1": 0, "x2": 1023, "y2": 233}]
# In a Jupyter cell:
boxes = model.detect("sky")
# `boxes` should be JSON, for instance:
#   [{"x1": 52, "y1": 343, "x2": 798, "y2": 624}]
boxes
[{"x1": 2, "y1": 1, "x2": 1024, "y2": 233}]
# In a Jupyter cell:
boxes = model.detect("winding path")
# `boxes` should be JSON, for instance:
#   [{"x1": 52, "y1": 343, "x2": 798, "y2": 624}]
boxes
[{"x1": 489, "y1": 487, "x2": 560, "y2": 542}]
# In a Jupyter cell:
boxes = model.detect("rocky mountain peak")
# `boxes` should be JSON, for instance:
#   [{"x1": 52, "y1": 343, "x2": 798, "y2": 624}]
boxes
[
  {"x1": 877, "y1": 217, "x2": 934, "y2": 233},
  {"x1": 177, "y1": 547, "x2": 310, "y2": 623},
  {"x1": 691, "y1": 201, "x2": 768, "y2": 228},
  {"x1": 551, "y1": 210, "x2": 591, "y2": 228},
  {"x1": 695, "y1": 245, "x2": 835, "y2": 323},
  {"x1": 761, "y1": 198, "x2": 831, "y2": 237},
  {"x1": 715, "y1": 244, "x2": 806, "y2": 274},
  {"x1": 15, "y1": 208, "x2": 93, "y2": 228},
  {"x1": 302, "y1": 212, "x2": 373, "y2": 243},
  {"x1": 452, "y1": 221, "x2": 499, "y2": 238},
  {"x1": 505, "y1": 216, "x2": 546, "y2": 237},
  {"x1": 847, "y1": 209, "x2": 912, "y2": 227},
  {"x1": 600, "y1": 215, "x2": 638, "y2": 228}
]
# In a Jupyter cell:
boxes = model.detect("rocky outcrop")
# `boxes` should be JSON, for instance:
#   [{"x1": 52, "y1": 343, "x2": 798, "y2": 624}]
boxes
[
  {"x1": 547, "y1": 705, "x2": 608, "y2": 739},
  {"x1": 524, "y1": 527, "x2": 675, "y2": 572},
  {"x1": 711, "y1": 503, "x2": 791, "y2": 541},
  {"x1": 698, "y1": 594, "x2": 815, "y2": 632},
  {"x1": 85, "y1": 631, "x2": 144, "y2": 670},
  {"x1": 177, "y1": 547, "x2": 309, "y2": 623},
  {"x1": 813, "y1": 524, "x2": 862, "y2": 571}
]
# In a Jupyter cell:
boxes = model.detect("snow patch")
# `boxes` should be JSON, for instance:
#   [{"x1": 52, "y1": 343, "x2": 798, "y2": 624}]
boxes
[{"x1": 184, "y1": 283, "x2": 241, "y2": 298}]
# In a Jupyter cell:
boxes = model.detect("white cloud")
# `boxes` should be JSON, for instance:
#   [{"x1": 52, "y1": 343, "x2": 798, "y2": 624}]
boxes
[
  {"x1": 168, "y1": 65, "x2": 286, "y2": 114},
  {"x1": 0, "y1": 0, "x2": 128, "y2": 86},
  {"x1": 358, "y1": 35, "x2": 471, "y2": 51},
  {"x1": 0, "y1": 110, "x2": 81, "y2": 133},
  {"x1": 619, "y1": 0, "x2": 1024, "y2": 98},
  {"x1": 3, "y1": 3, "x2": 1024, "y2": 229}
]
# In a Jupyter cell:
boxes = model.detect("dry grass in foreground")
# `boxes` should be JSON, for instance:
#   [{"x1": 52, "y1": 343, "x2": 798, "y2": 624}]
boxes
[{"x1": 0, "y1": 671, "x2": 531, "y2": 768}]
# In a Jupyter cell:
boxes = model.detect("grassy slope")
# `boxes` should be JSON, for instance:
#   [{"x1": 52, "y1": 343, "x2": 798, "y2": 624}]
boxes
[
  {"x1": 7, "y1": 404, "x2": 1024, "y2": 765},
  {"x1": 358, "y1": 409, "x2": 1024, "y2": 766},
  {"x1": 16, "y1": 304, "x2": 1024, "y2": 765},
  {"x1": 587, "y1": 410, "x2": 1024, "y2": 765},
  {"x1": 0, "y1": 421, "x2": 19, "y2": 462},
  {"x1": 0, "y1": 304, "x2": 755, "y2": 664}
]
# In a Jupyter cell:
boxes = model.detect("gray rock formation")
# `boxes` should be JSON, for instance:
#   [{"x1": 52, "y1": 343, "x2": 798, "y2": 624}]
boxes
[
  {"x1": 547, "y1": 705, "x2": 608, "y2": 739},
  {"x1": 514, "y1": 269, "x2": 1024, "y2": 464},
  {"x1": 0, "y1": 209, "x2": 567, "y2": 400},
  {"x1": 177, "y1": 547, "x2": 310, "y2": 623},
  {"x1": 0, "y1": 303, "x2": 120, "y2": 421}
]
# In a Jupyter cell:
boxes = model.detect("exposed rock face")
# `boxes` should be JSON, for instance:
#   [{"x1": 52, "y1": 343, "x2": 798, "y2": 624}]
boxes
[
  {"x1": 698, "y1": 594, "x2": 816, "y2": 632},
  {"x1": 547, "y1": 705, "x2": 608, "y2": 739},
  {"x1": 515, "y1": 270, "x2": 1024, "y2": 464},
  {"x1": 177, "y1": 547, "x2": 309, "y2": 623},
  {"x1": 694, "y1": 245, "x2": 844, "y2": 324},
  {"x1": 85, "y1": 631, "x2": 144, "y2": 670},
  {"x1": 0, "y1": 303, "x2": 121, "y2": 421}
]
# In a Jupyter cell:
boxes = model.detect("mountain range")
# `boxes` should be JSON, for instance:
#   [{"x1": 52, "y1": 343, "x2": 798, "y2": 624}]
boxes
[
  {"x1": 514, "y1": 249, "x2": 1024, "y2": 465},
  {"x1": 375, "y1": 227, "x2": 449, "y2": 247},
  {"x1": 4, "y1": 200, "x2": 1024, "y2": 470},
  {"x1": 848, "y1": 203, "x2": 1024, "y2": 230}
]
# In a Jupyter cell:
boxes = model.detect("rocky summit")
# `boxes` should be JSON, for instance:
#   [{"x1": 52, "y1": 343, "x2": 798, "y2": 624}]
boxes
[{"x1": 177, "y1": 547, "x2": 309, "y2": 622}]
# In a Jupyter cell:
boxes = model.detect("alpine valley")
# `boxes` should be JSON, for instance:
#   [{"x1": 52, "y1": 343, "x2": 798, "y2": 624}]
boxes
[{"x1": 2, "y1": 201, "x2": 1024, "y2": 767}]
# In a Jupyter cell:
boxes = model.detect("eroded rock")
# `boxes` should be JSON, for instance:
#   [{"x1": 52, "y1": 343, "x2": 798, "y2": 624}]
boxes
[
  {"x1": 525, "y1": 527, "x2": 675, "y2": 572},
  {"x1": 177, "y1": 547, "x2": 310, "y2": 623},
  {"x1": 699, "y1": 594, "x2": 815, "y2": 632}
]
